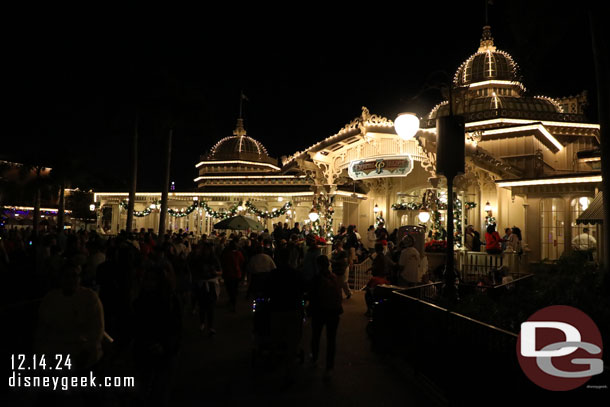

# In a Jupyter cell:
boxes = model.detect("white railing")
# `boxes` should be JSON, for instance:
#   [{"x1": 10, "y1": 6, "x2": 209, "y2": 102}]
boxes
[
  {"x1": 458, "y1": 251, "x2": 525, "y2": 284},
  {"x1": 350, "y1": 256, "x2": 373, "y2": 290}
]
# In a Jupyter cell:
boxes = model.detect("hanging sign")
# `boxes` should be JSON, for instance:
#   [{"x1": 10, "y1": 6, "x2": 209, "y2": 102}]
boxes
[{"x1": 348, "y1": 155, "x2": 414, "y2": 180}]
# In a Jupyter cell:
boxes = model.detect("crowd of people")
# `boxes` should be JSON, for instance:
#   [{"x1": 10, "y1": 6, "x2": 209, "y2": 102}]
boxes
[
  {"x1": 2, "y1": 221, "x2": 396, "y2": 403},
  {"x1": 2, "y1": 217, "x2": 552, "y2": 404},
  {"x1": 464, "y1": 223, "x2": 523, "y2": 255}
]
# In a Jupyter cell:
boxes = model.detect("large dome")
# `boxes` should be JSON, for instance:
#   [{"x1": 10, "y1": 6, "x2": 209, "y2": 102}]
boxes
[
  {"x1": 207, "y1": 118, "x2": 274, "y2": 163},
  {"x1": 453, "y1": 26, "x2": 520, "y2": 87}
]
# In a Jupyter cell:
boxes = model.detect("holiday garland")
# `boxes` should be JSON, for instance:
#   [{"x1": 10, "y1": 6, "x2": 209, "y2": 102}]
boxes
[
  {"x1": 244, "y1": 201, "x2": 292, "y2": 219},
  {"x1": 309, "y1": 195, "x2": 335, "y2": 241},
  {"x1": 119, "y1": 199, "x2": 291, "y2": 220},
  {"x1": 391, "y1": 195, "x2": 476, "y2": 242}
]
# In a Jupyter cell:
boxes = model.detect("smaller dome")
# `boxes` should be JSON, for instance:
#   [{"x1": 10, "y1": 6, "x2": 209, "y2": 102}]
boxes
[
  {"x1": 211, "y1": 136, "x2": 267, "y2": 158},
  {"x1": 207, "y1": 118, "x2": 275, "y2": 164},
  {"x1": 453, "y1": 26, "x2": 520, "y2": 87}
]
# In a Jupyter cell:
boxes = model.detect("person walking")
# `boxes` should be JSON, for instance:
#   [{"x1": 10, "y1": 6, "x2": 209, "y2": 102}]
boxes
[
  {"x1": 191, "y1": 242, "x2": 221, "y2": 334},
  {"x1": 366, "y1": 225, "x2": 376, "y2": 253},
  {"x1": 246, "y1": 244, "x2": 276, "y2": 298},
  {"x1": 398, "y1": 235, "x2": 421, "y2": 285},
  {"x1": 309, "y1": 255, "x2": 343, "y2": 378},
  {"x1": 220, "y1": 239, "x2": 245, "y2": 312},
  {"x1": 330, "y1": 240, "x2": 351, "y2": 299}
]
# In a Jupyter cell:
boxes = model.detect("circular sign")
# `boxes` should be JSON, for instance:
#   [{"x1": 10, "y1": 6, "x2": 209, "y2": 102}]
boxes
[{"x1": 517, "y1": 305, "x2": 603, "y2": 391}]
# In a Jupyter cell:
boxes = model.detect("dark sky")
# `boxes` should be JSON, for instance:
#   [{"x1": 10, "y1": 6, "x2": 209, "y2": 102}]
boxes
[{"x1": 5, "y1": 2, "x2": 599, "y2": 192}]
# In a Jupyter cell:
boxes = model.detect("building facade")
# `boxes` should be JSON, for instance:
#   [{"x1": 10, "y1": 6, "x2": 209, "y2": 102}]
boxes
[{"x1": 94, "y1": 26, "x2": 602, "y2": 263}]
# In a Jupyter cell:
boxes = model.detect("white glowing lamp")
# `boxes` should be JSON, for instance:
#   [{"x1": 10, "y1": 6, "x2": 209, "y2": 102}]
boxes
[
  {"x1": 278, "y1": 196, "x2": 284, "y2": 202},
  {"x1": 308, "y1": 209, "x2": 319, "y2": 222},
  {"x1": 418, "y1": 210, "x2": 431, "y2": 223},
  {"x1": 484, "y1": 201, "x2": 492, "y2": 212},
  {"x1": 89, "y1": 204, "x2": 96, "y2": 212},
  {"x1": 373, "y1": 204, "x2": 380, "y2": 214},
  {"x1": 579, "y1": 197, "x2": 590, "y2": 210},
  {"x1": 394, "y1": 112, "x2": 420, "y2": 140}
]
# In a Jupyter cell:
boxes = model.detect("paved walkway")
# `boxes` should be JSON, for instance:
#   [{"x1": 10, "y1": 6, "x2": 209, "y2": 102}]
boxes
[{"x1": 170, "y1": 286, "x2": 437, "y2": 407}]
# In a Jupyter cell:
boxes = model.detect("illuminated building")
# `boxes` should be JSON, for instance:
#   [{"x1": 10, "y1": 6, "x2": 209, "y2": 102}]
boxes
[{"x1": 94, "y1": 26, "x2": 601, "y2": 262}]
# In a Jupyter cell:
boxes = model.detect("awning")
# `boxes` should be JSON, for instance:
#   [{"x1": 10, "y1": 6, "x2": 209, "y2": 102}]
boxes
[{"x1": 577, "y1": 192, "x2": 604, "y2": 225}]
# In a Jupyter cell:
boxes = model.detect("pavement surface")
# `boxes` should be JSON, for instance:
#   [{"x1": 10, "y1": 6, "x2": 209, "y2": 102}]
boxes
[{"x1": 170, "y1": 285, "x2": 438, "y2": 407}]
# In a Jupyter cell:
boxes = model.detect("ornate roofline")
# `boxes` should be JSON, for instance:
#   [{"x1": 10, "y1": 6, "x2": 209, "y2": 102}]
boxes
[{"x1": 281, "y1": 107, "x2": 394, "y2": 166}]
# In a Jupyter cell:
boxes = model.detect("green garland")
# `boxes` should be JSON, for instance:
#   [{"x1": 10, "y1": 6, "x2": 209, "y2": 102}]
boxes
[
  {"x1": 119, "y1": 200, "x2": 154, "y2": 217},
  {"x1": 391, "y1": 196, "x2": 476, "y2": 242},
  {"x1": 244, "y1": 201, "x2": 292, "y2": 219},
  {"x1": 391, "y1": 202, "x2": 422, "y2": 210},
  {"x1": 199, "y1": 201, "x2": 239, "y2": 219},
  {"x1": 119, "y1": 199, "x2": 292, "y2": 220}
]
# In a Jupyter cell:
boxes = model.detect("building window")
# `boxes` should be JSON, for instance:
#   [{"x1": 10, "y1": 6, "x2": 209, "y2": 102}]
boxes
[
  {"x1": 570, "y1": 197, "x2": 597, "y2": 249},
  {"x1": 540, "y1": 198, "x2": 565, "y2": 260}
]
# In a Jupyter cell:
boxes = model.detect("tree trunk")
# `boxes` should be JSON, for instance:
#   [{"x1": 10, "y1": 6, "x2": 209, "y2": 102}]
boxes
[
  {"x1": 126, "y1": 115, "x2": 139, "y2": 234},
  {"x1": 33, "y1": 187, "x2": 41, "y2": 239},
  {"x1": 57, "y1": 181, "x2": 65, "y2": 235},
  {"x1": 158, "y1": 129, "x2": 172, "y2": 241},
  {"x1": 589, "y1": 9, "x2": 609, "y2": 270}
]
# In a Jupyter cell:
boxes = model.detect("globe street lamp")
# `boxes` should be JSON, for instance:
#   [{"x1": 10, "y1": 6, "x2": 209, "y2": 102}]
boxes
[
  {"x1": 308, "y1": 208, "x2": 319, "y2": 222},
  {"x1": 394, "y1": 113, "x2": 420, "y2": 140},
  {"x1": 396, "y1": 108, "x2": 464, "y2": 301}
]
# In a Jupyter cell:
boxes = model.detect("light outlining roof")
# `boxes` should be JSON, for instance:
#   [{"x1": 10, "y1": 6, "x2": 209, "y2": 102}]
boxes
[
  {"x1": 282, "y1": 107, "x2": 394, "y2": 166},
  {"x1": 195, "y1": 160, "x2": 280, "y2": 170},
  {"x1": 463, "y1": 118, "x2": 600, "y2": 130},
  {"x1": 453, "y1": 26, "x2": 520, "y2": 87},
  {"x1": 94, "y1": 190, "x2": 367, "y2": 202},
  {"x1": 533, "y1": 96, "x2": 564, "y2": 113},
  {"x1": 479, "y1": 123, "x2": 564, "y2": 151},
  {"x1": 468, "y1": 80, "x2": 527, "y2": 93},
  {"x1": 496, "y1": 174, "x2": 602, "y2": 188},
  {"x1": 3, "y1": 206, "x2": 72, "y2": 213},
  {"x1": 194, "y1": 175, "x2": 306, "y2": 182},
  {"x1": 209, "y1": 135, "x2": 268, "y2": 157}
]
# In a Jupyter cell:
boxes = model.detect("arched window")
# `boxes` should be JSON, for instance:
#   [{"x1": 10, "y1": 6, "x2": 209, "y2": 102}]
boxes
[
  {"x1": 570, "y1": 196, "x2": 597, "y2": 249},
  {"x1": 540, "y1": 198, "x2": 565, "y2": 260}
]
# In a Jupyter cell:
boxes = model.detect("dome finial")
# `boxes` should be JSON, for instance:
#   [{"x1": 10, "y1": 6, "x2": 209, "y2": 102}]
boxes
[
  {"x1": 233, "y1": 118, "x2": 247, "y2": 137},
  {"x1": 478, "y1": 25, "x2": 496, "y2": 52}
]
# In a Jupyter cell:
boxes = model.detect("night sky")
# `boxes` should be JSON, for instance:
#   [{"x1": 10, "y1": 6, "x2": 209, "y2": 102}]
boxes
[{"x1": 5, "y1": 2, "x2": 599, "y2": 192}]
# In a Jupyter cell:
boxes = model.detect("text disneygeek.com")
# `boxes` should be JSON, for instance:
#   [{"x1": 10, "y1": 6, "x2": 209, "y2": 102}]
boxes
[{"x1": 9, "y1": 371, "x2": 135, "y2": 391}]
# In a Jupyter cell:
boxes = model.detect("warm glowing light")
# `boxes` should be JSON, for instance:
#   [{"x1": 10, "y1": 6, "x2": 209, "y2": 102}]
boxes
[
  {"x1": 89, "y1": 204, "x2": 96, "y2": 212},
  {"x1": 308, "y1": 209, "x2": 319, "y2": 222},
  {"x1": 484, "y1": 202, "x2": 492, "y2": 212},
  {"x1": 194, "y1": 175, "x2": 306, "y2": 181},
  {"x1": 373, "y1": 204, "x2": 380, "y2": 213},
  {"x1": 278, "y1": 197, "x2": 283, "y2": 202},
  {"x1": 496, "y1": 175, "x2": 602, "y2": 188},
  {"x1": 418, "y1": 211, "x2": 431, "y2": 223},
  {"x1": 465, "y1": 118, "x2": 599, "y2": 130},
  {"x1": 394, "y1": 113, "x2": 420, "y2": 140},
  {"x1": 478, "y1": 124, "x2": 563, "y2": 151},
  {"x1": 195, "y1": 160, "x2": 280, "y2": 170},
  {"x1": 237, "y1": 205, "x2": 244, "y2": 211},
  {"x1": 579, "y1": 197, "x2": 590, "y2": 210}
]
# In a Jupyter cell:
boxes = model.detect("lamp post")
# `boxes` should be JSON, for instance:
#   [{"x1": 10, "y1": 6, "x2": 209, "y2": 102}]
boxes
[{"x1": 396, "y1": 110, "x2": 465, "y2": 301}]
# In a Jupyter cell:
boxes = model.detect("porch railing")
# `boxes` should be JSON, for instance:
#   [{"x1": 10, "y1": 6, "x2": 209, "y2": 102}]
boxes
[
  {"x1": 369, "y1": 285, "x2": 536, "y2": 402},
  {"x1": 349, "y1": 256, "x2": 373, "y2": 290}
]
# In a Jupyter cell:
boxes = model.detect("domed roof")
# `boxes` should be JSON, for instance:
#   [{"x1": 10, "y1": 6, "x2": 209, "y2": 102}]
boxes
[
  {"x1": 427, "y1": 95, "x2": 563, "y2": 120},
  {"x1": 207, "y1": 118, "x2": 274, "y2": 163},
  {"x1": 453, "y1": 26, "x2": 520, "y2": 87}
]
